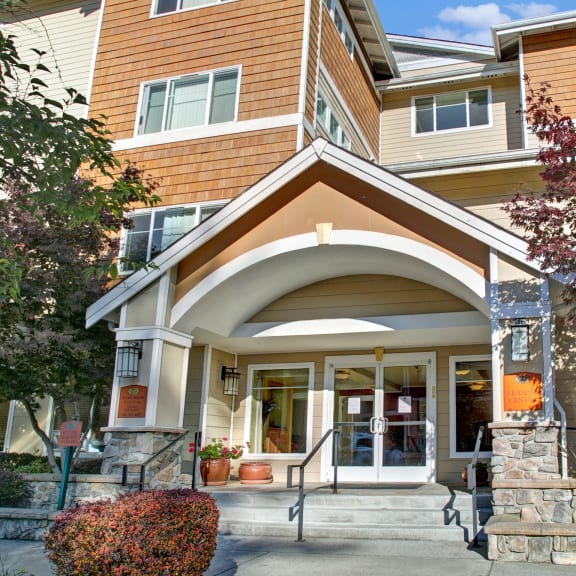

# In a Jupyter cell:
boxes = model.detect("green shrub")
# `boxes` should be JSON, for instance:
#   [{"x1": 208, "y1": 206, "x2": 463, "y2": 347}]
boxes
[
  {"x1": 0, "y1": 469, "x2": 28, "y2": 506},
  {"x1": 44, "y1": 489, "x2": 219, "y2": 575},
  {"x1": 0, "y1": 453, "x2": 49, "y2": 472}
]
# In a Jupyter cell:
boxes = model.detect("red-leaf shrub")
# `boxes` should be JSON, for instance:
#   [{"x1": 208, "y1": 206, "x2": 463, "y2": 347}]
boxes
[{"x1": 44, "y1": 489, "x2": 219, "y2": 575}]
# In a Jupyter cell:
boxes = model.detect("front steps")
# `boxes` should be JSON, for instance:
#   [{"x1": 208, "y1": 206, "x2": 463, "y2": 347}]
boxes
[{"x1": 202, "y1": 483, "x2": 492, "y2": 543}]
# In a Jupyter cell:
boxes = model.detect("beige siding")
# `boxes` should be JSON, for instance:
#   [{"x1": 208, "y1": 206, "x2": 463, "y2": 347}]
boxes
[
  {"x1": 380, "y1": 76, "x2": 523, "y2": 165},
  {"x1": 250, "y1": 275, "x2": 474, "y2": 323},
  {"x1": 1, "y1": 0, "x2": 100, "y2": 118},
  {"x1": 181, "y1": 346, "x2": 205, "y2": 464},
  {"x1": 413, "y1": 166, "x2": 543, "y2": 229},
  {"x1": 124, "y1": 281, "x2": 160, "y2": 327}
]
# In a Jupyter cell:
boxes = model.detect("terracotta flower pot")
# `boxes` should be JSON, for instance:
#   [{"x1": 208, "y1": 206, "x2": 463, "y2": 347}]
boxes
[
  {"x1": 200, "y1": 457, "x2": 231, "y2": 486},
  {"x1": 239, "y1": 461, "x2": 273, "y2": 484}
]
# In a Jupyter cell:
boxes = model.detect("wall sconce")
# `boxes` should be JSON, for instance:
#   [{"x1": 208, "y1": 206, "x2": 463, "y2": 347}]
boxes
[
  {"x1": 511, "y1": 319, "x2": 530, "y2": 362},
  {"x1": 221, "y1": 365, "x2": 240, "y2": 396},
  {"x1": 116, "y1": 341, "x2": 143, "y2": 378}
]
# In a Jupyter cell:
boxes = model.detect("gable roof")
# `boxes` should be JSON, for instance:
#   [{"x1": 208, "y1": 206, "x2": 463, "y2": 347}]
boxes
[{"x1": 86, "y1": 139, "x2": 535, "y2": 328}]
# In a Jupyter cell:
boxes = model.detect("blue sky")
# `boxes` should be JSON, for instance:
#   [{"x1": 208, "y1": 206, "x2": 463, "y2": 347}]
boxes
[{"x1": 373, "y1": 1, "x2": 576, "y2": 45}]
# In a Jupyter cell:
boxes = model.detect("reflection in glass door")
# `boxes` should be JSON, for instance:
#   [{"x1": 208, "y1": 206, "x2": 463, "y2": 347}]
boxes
[{"x1": 329, "y1": 354, "x2": 435, "y2": 483}]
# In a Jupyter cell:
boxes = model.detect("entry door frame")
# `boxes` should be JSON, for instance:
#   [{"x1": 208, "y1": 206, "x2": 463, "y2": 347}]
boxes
[{"x1": 321, "y1": 352, "x2": 437, "y2": 483}]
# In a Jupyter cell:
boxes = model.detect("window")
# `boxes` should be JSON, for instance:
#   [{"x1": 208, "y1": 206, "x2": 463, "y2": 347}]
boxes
[
  {"x1": 153, "y1": 0, "x2": 229, "y2": 16},
  {"x1": 322, "y1": 0, "x2": 354, "y2": 56},
  {"x1": 450, "y1": 356, "x2": 493, "y2": 457},
  {"x1": 414, "y1": 88, "x2": 490, "y2": 135},
  {"x1": 247, "y1": 364, "x2": 314, "y2": 456},
  {"x1": 120, "y1": 203, "x2": 223, "y2": 273},
  {"x1": 138, "y1": 68, "x2": 239, "y2": 135},
  {"x1": 316, "y1": 94, "x2": 351, "y2": 149}
]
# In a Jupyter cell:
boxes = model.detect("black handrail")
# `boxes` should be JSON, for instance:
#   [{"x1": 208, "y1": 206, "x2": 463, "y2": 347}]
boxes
[
  {"x1": 467, "y1": 425, "x2": 485, "y2": 547},
  {"x1": 287, "y1": 428, "x2": 340, "y2": 542},
  {"x1": 191, "y1": 430, "x2": 201, "y2": 490},
  {"x1": 121, "y1": 431, "x2": 187, "y2": 491}
]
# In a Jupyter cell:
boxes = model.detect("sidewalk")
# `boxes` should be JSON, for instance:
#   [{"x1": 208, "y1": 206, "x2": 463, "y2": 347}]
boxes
[{"x1": 1, "y1": 535, "x2": 575, "y2": 576}]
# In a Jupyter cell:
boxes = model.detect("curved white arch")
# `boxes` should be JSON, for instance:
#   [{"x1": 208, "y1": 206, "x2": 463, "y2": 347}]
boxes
[{"x1": 171, "y1": 230, "x2": 489, "y2": 334}]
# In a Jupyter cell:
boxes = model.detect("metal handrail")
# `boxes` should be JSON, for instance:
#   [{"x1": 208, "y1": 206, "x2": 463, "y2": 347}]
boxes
[
  {"x1": 287, "y1": 428, "x2": 340, "y2": 542},
  {"x1": 121, "y1": 431, "x2": 187, "y2": 491},
  {"x1": 467, "y1": 425, "x2": 485, "y2": 546}
]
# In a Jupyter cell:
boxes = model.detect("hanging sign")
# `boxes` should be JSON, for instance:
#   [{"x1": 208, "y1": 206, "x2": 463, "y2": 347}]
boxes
[
  {"x1": 503, "y1": 372, "x2": 542, "y2": 412},
  {"x1": 58, "y1": 421, "x2": 83, "y2": 447},
  {"x1": 118, "y1": 385, "x2": 148, "y2": 418},
  {"x1": 398, "y1": 396, "x2": 412, "y2": 414}
]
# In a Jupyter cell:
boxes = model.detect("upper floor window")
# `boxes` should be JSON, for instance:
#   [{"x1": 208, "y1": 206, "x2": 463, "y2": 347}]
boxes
[
  {"x1": 120, "y1": 202, "x2": 224, "y2": 273},
  {"x1": 414, "y1": 88, "x2": 490, "y2": 135},
  {"x1": 316, "y1": 94, "x2": 351, "y2": 150},
  {"x1": 138, "y1": 68, "x2": 239, "y2": 136},
  {"x1": 154, "y1": 0, "x2": 228, "y2": 16},
  {"x1": 322, "y1": 0, "x2": 354, "y2": 56}
]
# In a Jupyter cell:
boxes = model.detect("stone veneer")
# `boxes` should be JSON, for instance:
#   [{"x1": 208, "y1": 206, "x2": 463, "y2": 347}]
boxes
[
  {"x1": 101, "y1": 426, "x2": 188, "y2": 488},
  {"x1": 486, "y1": 421, "x2": 576, "y2": 564}
]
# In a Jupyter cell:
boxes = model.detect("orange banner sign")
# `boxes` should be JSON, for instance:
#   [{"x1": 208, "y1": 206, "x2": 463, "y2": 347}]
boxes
[
  {"x1": 503, "y1": 372, "x2": 542, "y2": 412},
  {"x1": 118, "y1": 385, "x2": 148, "y2": 419}
]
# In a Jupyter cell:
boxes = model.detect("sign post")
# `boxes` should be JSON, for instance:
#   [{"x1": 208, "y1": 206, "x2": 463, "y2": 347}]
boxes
[{"x1": 57, "y1": 421, "x2": 83, "y2": 510}]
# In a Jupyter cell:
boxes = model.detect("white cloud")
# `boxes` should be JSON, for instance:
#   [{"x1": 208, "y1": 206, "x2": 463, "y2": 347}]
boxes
[
  {"x1": 505, "y1": 3, "x2": 558, "y2": 19},
  {"x1": 419, "y1": 2, "x2": 559, "y2": 45},
  {"x1": 438, "y1": 3, "x2": 511, "y2": 28}
]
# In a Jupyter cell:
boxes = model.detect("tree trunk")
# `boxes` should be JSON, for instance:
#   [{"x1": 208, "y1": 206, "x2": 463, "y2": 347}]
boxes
[{"x1": 22, "y1": 398, "x2": 61, "y2": 473}]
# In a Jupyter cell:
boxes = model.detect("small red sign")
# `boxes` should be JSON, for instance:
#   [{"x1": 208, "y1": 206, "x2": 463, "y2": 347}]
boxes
[{"x1": 59, "y1": 421, "x2": 83, "y2": 448}]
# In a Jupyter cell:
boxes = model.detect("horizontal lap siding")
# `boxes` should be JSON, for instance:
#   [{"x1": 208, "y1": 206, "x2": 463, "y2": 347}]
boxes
[
  {"x1": 523, "y1": 30, "x2": 576, "y2": 117},
  {"x1": 380, "y1": 76, "x2": 523, "y2": 164},
  {"x1": 319, "y1": 5, "x2": 380, "y2": 157},
  {"x1": 414, "y1": 166, "x2": 542, "y2": 228},
  {"x1": 250, "y1": 275, "x2": 474, "y2": 322},
  {"x1": 2, "y1": 0, "x2": 100, "y2": 118},
  {"x1": 113, "y1": 127, "x2": 298, "y2": 204}
]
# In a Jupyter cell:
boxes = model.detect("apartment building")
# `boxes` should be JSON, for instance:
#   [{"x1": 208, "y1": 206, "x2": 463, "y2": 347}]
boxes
[{"x1": 3, "y1": 0, "x2": 576, "y2": 486}]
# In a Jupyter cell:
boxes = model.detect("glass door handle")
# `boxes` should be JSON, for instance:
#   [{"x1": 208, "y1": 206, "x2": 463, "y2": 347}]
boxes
[
  {"x1": 369, "y1": 416, "x2": 378, "y2": 434},
  {"x1": 381, "y1": 417, "x2": 389, "y2": 434}
]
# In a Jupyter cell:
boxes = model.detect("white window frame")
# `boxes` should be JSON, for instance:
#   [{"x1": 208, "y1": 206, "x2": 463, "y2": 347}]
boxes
[
  {"x1": 412, "y1": 87, "x2": 492, "y2": 137},
  {"x1": 244, "y1": 362, "x2": 315, "y2": 460},
  {"x1": 316, "y1": 92, "x2": 351, "y2": 150},
  {"x1": 118, "y1": 201, "x2": 226, "y2": 274},
  {"x1": 322, "y1": 0, "x2": 355, "y2": 58},
  {"x1": 449, "y1": 354, "x2": 493, "y2": 459},
  {"x1": 151, "y1": 0, "x2": 235, "y2": 17},
  {"x1": 135, "y1": 66, "x2": 241, "y2": 136}
]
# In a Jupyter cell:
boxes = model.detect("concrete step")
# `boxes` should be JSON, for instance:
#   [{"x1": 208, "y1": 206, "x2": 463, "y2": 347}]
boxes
[{"x1": 206, "y1": 484, "x2": 492, "y2": 543}]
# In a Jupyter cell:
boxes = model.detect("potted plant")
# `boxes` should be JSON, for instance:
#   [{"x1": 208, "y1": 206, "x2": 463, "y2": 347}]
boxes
[
  {"x1": 189, "y1": 437, "x2": 244, "y2": 486},
  {"x1": 238, "y1": 460, "x2": 273, "y2": 484}
]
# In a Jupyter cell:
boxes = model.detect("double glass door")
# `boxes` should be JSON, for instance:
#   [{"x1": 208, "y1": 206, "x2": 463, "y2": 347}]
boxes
[{"x1": 329, "y1": 354, "x2": 435, "y2": 483}]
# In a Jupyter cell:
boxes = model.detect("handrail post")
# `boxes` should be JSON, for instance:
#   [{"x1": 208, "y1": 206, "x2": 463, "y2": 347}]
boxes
[
  {"x1": 192, "y1": 430, "x2": 201, "y2": 490},
  {"x1": 332, "y1": 429, "x2": 339, "y2": 494},
  {"x1": 469, "y1": 425, "x2": 484, "y2": 547},
  {"x1": 297, "y1": 466, "x2": 305, "y2": 542}
]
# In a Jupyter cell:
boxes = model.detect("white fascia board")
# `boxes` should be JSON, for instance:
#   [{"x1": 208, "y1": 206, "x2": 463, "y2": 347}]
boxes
[
  {"x1": 386, "y1": 148, "x2": 539, "y2": 177},
  {"x1": 377, "y1": 61, "x2": 518, "y2": 92},
  {"x1": 85, "y1": 144, "x2": 324, "y2": 328},
  {"x1": 317, "y1": 142, "x2": 534, "y2": 267},
  {"x1": 388, "y1": 34, "x2": 495, "y2": 57}
]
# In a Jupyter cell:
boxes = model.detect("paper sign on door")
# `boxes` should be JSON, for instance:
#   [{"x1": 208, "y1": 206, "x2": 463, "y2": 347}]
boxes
[
  {"x1": 398, "y1": 396, "x2": 412, "y2": 414},
  {"x1": 348, "y1": 397, "x2": 361, "y2": 414}
]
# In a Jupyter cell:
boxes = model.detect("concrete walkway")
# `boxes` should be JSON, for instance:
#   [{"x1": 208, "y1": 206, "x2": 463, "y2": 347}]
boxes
[{"x1": 1, "y1": 535, "x2": 575, "y2": 575}]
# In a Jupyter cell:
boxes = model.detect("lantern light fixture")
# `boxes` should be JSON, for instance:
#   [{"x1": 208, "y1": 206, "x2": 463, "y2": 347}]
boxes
[
  {"x1": 116, "y1": 341, "x2": 143, "y2": 378},
  {"x1": 511, "y1": 319, "x2": 530, "y2": 362},
  {"x1": 221, "y1": 365, "x2": 240, "y2": 396}
]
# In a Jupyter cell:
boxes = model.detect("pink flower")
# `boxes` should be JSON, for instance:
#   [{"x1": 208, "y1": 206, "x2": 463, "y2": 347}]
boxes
[
  {"x1": 188, "y1": 442, "x2": 195, "y2": 453},
  {"x1": 222, "y1": 436, "x2": 228, "y2": 442}
]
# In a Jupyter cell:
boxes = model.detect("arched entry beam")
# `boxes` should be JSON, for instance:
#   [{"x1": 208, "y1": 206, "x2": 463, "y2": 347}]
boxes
[{"x1": 171, "y1": 230, "x2": 489, "y2": 335}]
